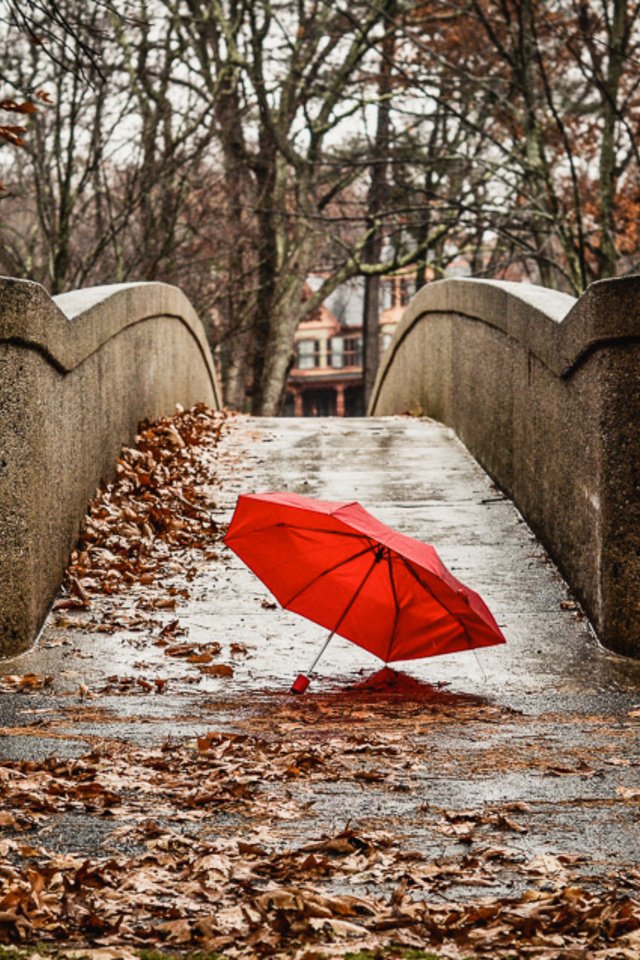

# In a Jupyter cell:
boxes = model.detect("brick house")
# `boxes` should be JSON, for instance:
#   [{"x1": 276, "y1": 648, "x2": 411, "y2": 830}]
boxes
[{"x1": 284, "y1": 274, "x2": 410, "y2": 417}]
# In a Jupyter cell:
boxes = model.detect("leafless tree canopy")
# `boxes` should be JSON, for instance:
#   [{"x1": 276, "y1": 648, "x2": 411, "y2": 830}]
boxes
[{"x1": 1, "y1": 0, "x2": 639, "y2": 413}]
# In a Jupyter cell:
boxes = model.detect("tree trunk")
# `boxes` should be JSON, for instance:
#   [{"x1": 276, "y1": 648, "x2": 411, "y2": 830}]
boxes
[
  {"x1": 223, "y1": 332, "x2": 251, "y2": 411},
  {"x1": 362, "y1": 8, "x2": 395, "y2": 407},
  {"x1": 517, "y1": 0, "x2": 557, "y2": 289},
  {"x1": 598, "y1": 0, "x2": 626, "y2": 278},
  {"x1": 250, "y1": 143, "x2": 281, "y2": 414},
  {"x1": 363, "y1": 274, "x2": 381, "y2": 404},
  {"x1": 253, "y1": 254, "x2": 313, "y2": 415}
]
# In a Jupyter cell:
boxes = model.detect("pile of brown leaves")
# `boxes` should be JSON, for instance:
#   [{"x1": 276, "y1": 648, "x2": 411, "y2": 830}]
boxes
[{"x1": 56, "y1": 404, "x2": 226, "y2": 613}]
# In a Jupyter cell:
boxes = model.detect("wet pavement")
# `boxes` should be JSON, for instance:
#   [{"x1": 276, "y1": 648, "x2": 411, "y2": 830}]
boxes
[
  {"x1": 8, "y1": 413, "x2": 636, "y2": 707},
  {"x1": 1, "y1": 415, "x2": 640, "y2": 893}
]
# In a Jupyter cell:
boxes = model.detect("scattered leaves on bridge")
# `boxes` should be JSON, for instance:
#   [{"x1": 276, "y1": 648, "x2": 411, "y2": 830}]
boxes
[
  {"x1": 1, "y1": 696, "x2": 640, "y2": 958},
  {"x1": 0, "y1": 674, "x2": 52, "y2": 694},
  {"x1": 2, "y1": 407, "x2": 640, "y2": 958}
]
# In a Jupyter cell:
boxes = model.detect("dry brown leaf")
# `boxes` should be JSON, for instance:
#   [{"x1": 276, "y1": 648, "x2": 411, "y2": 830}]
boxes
[
  {"x1": 617, "y1": 786, "x2": 640, "y2": 801},
  {"x1": 164, "y1": 643, "x2": 198, "y2": 657},
  {"x1": 231, "y1": 642, "x2": 250, "y2": 655},
  {"x1": 0, "y1": 674, "x2": 52, "y2": 693},
  {"x1": 200, "y1": 664, "x2": 234, "y2": 678}
]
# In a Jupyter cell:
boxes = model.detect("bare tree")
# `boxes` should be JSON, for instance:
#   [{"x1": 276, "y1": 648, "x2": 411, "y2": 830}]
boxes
[
  {"x1": 0, "y1": 0, "x2": 219, "y2": 298},
  {"x1": 461, "y1": 0, "x2": 640, "y2": 291},
  {"x1": 362, "y1": 2, "x2": 396, "y2": 407},
  {"x1": 0, "y1": 1, "x2": 126, "y2": 291},
  {"x1": 163, "y1": 0, "x2": 459, "y2": 414},
  {"x1": 2, "y1": 0, "x2": 639, "y2": 416}
]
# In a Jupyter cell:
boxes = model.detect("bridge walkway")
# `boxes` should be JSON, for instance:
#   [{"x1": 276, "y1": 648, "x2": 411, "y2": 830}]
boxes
[
  {"x1": 1, "y1": 414, "x2": 639, "y2": 895},
  {"x1": 3, "y1": 413, "x2": 640, "y2": 718},
  {"x1": 209, "y1": 416, "x2": 639, "y2": 712}
]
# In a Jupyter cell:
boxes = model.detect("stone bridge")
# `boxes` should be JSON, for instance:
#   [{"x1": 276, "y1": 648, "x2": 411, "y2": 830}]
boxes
[
  {"x1": 0, "y1": 279, "x2": 221, "y2": 658},
  {"x1": 1, "y1": 273, "x2": 640, "y2": 660}
]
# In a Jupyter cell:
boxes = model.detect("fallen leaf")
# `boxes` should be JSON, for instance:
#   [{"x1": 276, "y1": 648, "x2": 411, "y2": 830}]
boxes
[
  {"x1": 199, "y1": 664, "x2": 234, "y2": 678},
  {"x1": 617, "y1": 786, "x2": 640, "y2": 801},
  {"x1": 0, "y1": 674, "x2": 52, "y2": 693}
]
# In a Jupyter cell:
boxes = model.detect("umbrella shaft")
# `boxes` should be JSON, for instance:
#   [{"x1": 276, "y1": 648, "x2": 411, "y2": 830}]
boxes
[
  {"x1": 308, "y1": 629, "x2": 336, "y2": 674},
  {"x1": 307, "y1": 552, "x2": 379, "y2": 676}
]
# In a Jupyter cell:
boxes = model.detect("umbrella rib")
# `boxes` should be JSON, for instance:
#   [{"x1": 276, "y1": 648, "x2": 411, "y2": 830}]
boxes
[
  {"x1": 384, "y1": 553, "x2": 402, "y2": 664},
  {"x1": 275, "y1": 523, "x2": 371, "y2": 539},
  {"x1": 399, "y1": 557, "x2": 477, "y2": 653},
  {"x1": 282, "y1": 542, "x2": 376, "y2": 608},
  {"x1": 227, "y1": 522, "x2": 370, "y2": 542}
]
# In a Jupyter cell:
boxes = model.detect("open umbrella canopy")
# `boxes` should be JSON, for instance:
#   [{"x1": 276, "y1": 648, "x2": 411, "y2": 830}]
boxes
[{"x1": 224, "y1": 492, "x2": 506, "y2": 667}]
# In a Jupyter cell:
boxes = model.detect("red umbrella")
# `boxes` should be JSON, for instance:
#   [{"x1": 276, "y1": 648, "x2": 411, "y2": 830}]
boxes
[{"x1": 224, "y1": 492, "x2": 505, "y2": 692}]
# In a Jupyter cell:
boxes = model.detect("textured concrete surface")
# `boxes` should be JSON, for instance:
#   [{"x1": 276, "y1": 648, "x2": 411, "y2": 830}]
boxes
[
  {"x1": 1, "y1": 416, "x2": 639, "y2": 878},
  {"x1": 0, "y1": 278, "x2": 221, "y2": 657},
  {"x1": 4, "y1": 415, "x2": 640, "y2": 717},
  {"x1": 370, "y1": 275, "x2": 640, "y2": 658}
]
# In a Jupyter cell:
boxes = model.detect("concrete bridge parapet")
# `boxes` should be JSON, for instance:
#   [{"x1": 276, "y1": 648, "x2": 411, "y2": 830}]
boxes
[
  {"x1": 369, "y1": 276, "x2": 640, "y2": 658},
  {"x1": 0, "y1": 278, "x2": 221, "y2": 658}
]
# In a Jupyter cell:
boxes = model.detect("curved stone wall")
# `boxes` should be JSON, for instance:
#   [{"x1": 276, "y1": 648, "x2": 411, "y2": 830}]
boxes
[
  {"x1": 369, "y1": 276, "x2": 640, "y2": 658},
  {"x1": 0, "y1": 278, "x2": 221, "y2": 657}
]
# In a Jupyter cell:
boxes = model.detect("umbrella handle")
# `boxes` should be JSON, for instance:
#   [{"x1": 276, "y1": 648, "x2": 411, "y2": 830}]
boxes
[{"x1": 290, "y1": 630, "x2": 336, "y2": 694}]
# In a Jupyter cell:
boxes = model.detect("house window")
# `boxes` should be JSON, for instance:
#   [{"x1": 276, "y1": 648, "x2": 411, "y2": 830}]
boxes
[
  {"x1": 330, "y1": 337, "x2": 362, "y2": 370},
  {"x1": 330, "y1": 335, "x2": 362, "y2": 368},
  {"x1": 330, "y1": 337, "x2": 344, "y2": 368},
  {"x1": 343, "y1": 336, "x2": 362, "y2": 367},
  {"x1": 296, "y1": 339, "x2": 321, "y2": 369}
]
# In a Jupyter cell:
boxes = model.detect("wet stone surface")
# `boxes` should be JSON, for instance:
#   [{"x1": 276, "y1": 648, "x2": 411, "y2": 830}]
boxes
[{"x1": 0, "y1": 413, "x2": 639, "y2": 954}]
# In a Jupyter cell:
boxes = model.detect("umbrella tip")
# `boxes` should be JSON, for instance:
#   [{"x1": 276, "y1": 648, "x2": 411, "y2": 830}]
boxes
[{"x1": 290, "y1": 674, "x2": 310, "y2": 695}]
